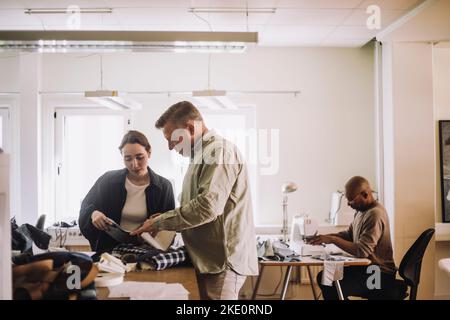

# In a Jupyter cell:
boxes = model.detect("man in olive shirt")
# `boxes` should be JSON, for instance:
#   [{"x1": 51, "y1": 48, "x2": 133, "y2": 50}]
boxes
[
  {"x1": 131, "y1": 101, "x2": 258, "y2": 300},
  {"x1": 308, "y1": 176, "x2": 397, "y2": 299}
]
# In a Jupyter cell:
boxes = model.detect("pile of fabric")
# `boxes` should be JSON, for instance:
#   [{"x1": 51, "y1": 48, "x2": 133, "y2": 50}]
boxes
[
  {"x1": 13, "y1": 251, "x2": 98, "y2": 300},
  {"x1": 11, "y1": 218, "x2": 98, "y2": 300},
  {"x1": 256, "y1": 237, "x2": 301, "y2": 262},
  {"x1": 111, "y1": 243, "x2": 190, "y2": 271}
]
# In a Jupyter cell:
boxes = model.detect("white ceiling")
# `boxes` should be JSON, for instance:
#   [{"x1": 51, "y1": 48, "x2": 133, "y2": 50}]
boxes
[{"x1": 0, "y1": 0, "x2": 425, "y2": 47}]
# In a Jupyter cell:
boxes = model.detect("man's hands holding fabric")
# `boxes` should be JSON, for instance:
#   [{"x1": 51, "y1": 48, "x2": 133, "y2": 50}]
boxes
[{"x1": 130, "y1": 213, "x2": 162, "y2": 237}]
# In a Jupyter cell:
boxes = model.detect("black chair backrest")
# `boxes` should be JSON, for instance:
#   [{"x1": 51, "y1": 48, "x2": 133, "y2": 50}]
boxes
[
  {"x1": 35, "y1": 214, "x2": 46, "y2": 231},
  {"x1": 398, "y1": 228, "x2": 435, "y2": 287}
]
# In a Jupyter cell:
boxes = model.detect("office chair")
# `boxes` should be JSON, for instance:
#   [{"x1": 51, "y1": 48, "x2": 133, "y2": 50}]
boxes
[
  {"x1": 35, "y1": 214, "x2": 46, "y2": 231},
  {"x1": 391, "y1": 228, "x2": 435, "y2": 300}
]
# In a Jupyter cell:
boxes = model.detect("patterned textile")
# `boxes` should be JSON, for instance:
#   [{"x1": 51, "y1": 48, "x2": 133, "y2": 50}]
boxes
[
  {"x1": 112, "y1": 244, "x2": 189, "y2": 270},
  {"x1": 141, "y1": 248, "x2": 189, "y2": 271},
  {"x1": 112, "y1": 244, "x2": 161, "y2": 257}
]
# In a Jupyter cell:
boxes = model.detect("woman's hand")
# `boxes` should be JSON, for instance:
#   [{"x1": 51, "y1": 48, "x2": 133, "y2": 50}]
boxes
[{"x1": 91, "y1": 210, "x2": 114, "y2": 231}]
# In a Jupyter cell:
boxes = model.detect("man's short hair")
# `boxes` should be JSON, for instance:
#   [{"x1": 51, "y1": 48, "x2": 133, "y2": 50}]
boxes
[
  {"x1": 155, "y1": 101, "x2": 203, "y2": 129},
  {"x1": 345, "y1": 176, "x2": 372, "y2": 194}
]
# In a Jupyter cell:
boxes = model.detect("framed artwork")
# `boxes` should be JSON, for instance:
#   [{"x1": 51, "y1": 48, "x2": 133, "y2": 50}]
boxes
[{"x1": 438, "y1": 120, "x2": 450, "y2": 222}]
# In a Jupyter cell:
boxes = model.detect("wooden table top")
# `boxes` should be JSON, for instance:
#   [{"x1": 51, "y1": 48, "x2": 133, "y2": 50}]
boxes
[
  {"x1": 259, "y1": 256, "x2": 371, "y2": 267},
  {"x1": 96, "y1": 266, "x2": 199, "y2": 300}
]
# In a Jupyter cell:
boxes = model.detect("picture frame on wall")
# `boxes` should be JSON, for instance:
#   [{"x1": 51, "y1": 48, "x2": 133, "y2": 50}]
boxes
[{"x1": 438, "y1": 120, "x2": 450, "y2": 222}]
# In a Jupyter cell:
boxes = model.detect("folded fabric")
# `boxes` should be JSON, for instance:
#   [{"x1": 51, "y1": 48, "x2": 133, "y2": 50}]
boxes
[
  {"x1": 112, "y1": 244, "x2": 190, "y2": 271},
  {"x1": 256, "y1": 238, "x2": 298, "y2": 261},
  {"x1": 112, "y1": 243, "x2": 161, "y2": 257},
  {"x1": 137, "y1": 248, "x2": 189, "y2": 271},
  {"x1": 97, "y1": 253, "x2": 128, "y2": 274}
]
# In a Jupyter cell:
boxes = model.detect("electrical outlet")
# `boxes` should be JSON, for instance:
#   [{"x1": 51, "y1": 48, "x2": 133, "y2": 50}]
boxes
[{"x1": 46, "y1": 226, "x2": 89, "y2": 247}]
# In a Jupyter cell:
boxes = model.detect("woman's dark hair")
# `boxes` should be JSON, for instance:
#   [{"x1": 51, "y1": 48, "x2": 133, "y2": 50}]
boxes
[{"x1": 119, "y1": 130, "x2": 151, "y2": 153}]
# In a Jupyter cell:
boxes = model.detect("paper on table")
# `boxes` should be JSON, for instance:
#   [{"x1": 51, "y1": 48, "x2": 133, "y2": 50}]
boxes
[
  {"x1": 108, "y1": 281, "x2": 189, "y2": 300},
  {"x1": 108, "y1": 281, "x2": 166, "y2": 298},
  {"x1": 141, "y1": 230, "x2": 176, "y2": 251},
  {"x1": 300, "y1": 243, "x2": 347, "y2": 256},
  {"x1": 164, "y1": 283, "x2": 189, "y2": 295},
  {"x1": 130, "y1": 284, "x2": 189, "y2": 300}
]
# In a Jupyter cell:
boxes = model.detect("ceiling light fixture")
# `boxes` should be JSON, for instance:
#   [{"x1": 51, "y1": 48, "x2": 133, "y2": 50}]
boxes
[
  {"x1": 25, "y1": 8, "x2": 113, "y2": 14},
  {"x1": 188, "y1": 7, "x2": 276, "y2": 14},
  {"x1": 0, "y1": 31, "x2": 257, "y2": 53},
  {"x1": 192, "y1": 50, "x2": 239, "y2": 110},
  {"x1": 85, "y1": 90, "x2": 142, "y2": 110},
  {"x1": 193, "y1": 90, "x2": 238, "y2": 110},
  {"x1": 84, "y1": 55, "x2": 142, "y2": 110}
]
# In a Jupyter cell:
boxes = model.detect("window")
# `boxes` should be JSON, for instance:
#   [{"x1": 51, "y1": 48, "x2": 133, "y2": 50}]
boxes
[
  {"x1": 171, "y1": 107, "x2": 258, "y2": 215},
  {"x1": 0, "y1": 114, "x2": 3, "y2": 149},
  {"x1": 0, "y1": 108, "x2": 10, "y2": 152},
  {"x1": 54, "y1": 109, "x2": 131, "y2": 222}
]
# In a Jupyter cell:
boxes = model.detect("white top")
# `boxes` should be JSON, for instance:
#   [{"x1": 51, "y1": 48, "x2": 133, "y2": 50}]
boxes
[{"x1": 120, "y1": 177, "x2": 149, "y2": 232}]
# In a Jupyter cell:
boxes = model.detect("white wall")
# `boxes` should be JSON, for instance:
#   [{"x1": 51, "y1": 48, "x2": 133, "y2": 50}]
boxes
[
  {"x1": 377, "y1": 0, "x2": 450, "y2": 300},
  {"x1": 0, "y1": 54, "x2": 19, "y2": 92},
  {"x1": 433, "y1": 47, "x2": 450, "y2": 299},
  {"x1": 434, "y1": 48, "x2": 450, "y2": 123},
  {"x1": 1, "y1": 46, "x2": 376, "y2": 228},
  {"x1": 38, "y1": 46, "x2": 376, "y2": 226},
  {"x1": 381, "y1": 41, "x2": 437, "y2": 300},
  {"x1": 434, "y1": 47, "x2": 450, "y2": 224},
  {"x1": 389, "y1": 42, "x2": 436, "y2": 299}
]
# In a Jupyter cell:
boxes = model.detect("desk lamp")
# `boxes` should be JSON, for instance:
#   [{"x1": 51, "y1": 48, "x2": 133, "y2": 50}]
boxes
[{"x1": 281, "y1": 182, "x2": 298, "y2": 243}]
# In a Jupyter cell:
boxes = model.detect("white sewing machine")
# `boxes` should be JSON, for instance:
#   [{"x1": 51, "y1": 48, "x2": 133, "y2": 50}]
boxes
[
  {"x1": 289, "y1": 215, "x2": 318, "y2": 255},
  {"x1": 289, "y1": 214, "x2": 346, "y2": 256}
]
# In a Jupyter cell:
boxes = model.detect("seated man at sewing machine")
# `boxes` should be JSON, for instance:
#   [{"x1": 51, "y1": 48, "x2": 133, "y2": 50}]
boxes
[{"x1": 307, "y1": 176, "x2": 397, "y2": 300}]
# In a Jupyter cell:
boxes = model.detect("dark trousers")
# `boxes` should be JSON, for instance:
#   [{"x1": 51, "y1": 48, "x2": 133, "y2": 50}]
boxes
[{"x1": 317, "y1": 266, "x2": 396, "y2": 300}]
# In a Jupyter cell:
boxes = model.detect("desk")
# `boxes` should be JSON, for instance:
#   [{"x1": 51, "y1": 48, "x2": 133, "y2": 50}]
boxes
[
  {"x1": 252, "y1": 257, "x2": 371, "y2": 300},
  {"x1": 96, "y1": 266, "x2": 200, "y2": 300}
]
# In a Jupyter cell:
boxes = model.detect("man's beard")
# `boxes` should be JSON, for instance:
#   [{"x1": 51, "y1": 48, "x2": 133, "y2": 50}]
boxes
[{"x1": 351, "y1": 203, "x2": 368, "y2": 212}]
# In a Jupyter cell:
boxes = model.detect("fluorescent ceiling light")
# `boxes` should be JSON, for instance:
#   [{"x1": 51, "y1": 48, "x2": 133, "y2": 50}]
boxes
[
  {"x1": 25, "y1": 8, "x2": 113, "y2": 14},
  {"x1": 193, "y1": 90, "x2": 238, "y2": 110},
  {"x1": 193, "y1": 90, "x2": 227, "y2": 97},
  {"x1": 0, "y1": 31, "x2": 257, "y2": 53},
  {"x1": 189, "y1": 7, "x2": 276, "y2": 14},
  {"x1": 85, "y1": 90, "x2": 142, "y2": 110}
]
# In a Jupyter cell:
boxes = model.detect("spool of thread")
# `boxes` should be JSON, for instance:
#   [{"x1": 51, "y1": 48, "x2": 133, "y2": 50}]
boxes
[{"x1": 94, "y1": 273, "x2": 124, "y2": 287}]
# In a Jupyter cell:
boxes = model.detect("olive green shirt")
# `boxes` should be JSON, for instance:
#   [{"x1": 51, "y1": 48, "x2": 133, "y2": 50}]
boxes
[{"x1": 152, "y1": 130, "x2": 259, "y2": 276}]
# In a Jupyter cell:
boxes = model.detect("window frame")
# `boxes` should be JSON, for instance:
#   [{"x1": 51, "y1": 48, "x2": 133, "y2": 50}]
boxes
[{"x1": 0, "y1": 107, "x2": 11, "y2": 153}]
